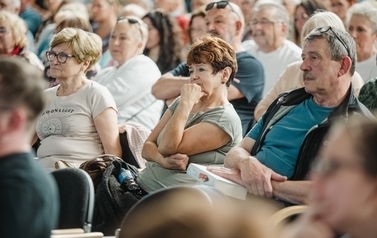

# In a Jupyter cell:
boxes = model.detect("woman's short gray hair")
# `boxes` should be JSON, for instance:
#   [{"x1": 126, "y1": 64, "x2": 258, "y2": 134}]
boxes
[
  {"x1": 346, "y1": 1, "x2": 377, "y2": 33},
  {"x1": 50, "y1": 28, "x2": 102, "y2": 72},
  {"x1": 252, "y1": 0, "x2": 290, "y2": 25}
]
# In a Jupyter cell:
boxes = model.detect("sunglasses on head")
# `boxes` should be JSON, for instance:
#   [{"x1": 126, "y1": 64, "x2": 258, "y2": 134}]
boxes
[
  {"x1": 205, "y1": 1, "x2": 241, "y2": 20},
  {"x1": 317, "y1": 26, "x2": 350, "y2": 58},
  {"x1": 117, "y1": 16, "x2": 143, "y2": 41}
]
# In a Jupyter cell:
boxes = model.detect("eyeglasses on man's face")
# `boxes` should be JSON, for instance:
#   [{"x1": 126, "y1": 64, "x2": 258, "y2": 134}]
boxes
[
  {"x1": 46, "y1": 51, "x2": 75, "y2": 63},
  {"x1": 205, "y1": 1, "x2": 241, "y2": 20},
  {"x1": 117, "y1": 16, "x2": 143, "y2": 41},
  {"x1": 317, "y1": 26, "x2": 351, "y2": 58}
]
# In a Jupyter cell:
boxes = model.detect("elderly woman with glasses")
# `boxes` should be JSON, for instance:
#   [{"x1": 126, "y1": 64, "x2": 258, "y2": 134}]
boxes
[
  {"x1": 94, "y1": 16, "x2": 164, "y2": 131},
  {"x1": 35, "y1": 27, "x2": 121, "y2": 170},
  {"x1": 282, "y1": 117, "x2": 377, "y2": 238}
]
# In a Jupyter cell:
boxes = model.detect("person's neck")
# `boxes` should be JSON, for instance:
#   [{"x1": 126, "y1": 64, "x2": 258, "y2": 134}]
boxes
[
  {"x1": 357, "y1": 47, "x2": 376, "y2": 62},
  {"x1": 232, "y1": 40, "x2": 246, "y2": 53},
  {"x1": 350, "y1": 217, "x2": 377, "y2": 238},
  {"x1": 312, "y1": 80, "x2": 350, "y2": 107},
  {"x1": 193, "y1": 89, "x2": 228, "y2": 112},
  {"x1": 147, "y1": 46, "x2": 160, "y2": 63},
  {"x1": 259, "y1": 37, "x2": 285, "y2": 53},
  {"x1": 57, "y1": 75, "x2": 87, "y2": 96},
  {"x1": 0, "y1": 135, "x2": 31, "y2": 158}
]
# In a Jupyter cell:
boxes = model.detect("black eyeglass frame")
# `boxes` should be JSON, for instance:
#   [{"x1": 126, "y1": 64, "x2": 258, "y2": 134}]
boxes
[
  {"x1": 317, "y1": 26, "x2": 351, "y2": 58},
  {"x1": 46, "y1": 51, "x2": 75, "y2": 64},
  {"x1": 205, "y1": 1, "x2": 241, "y2": 20},
  {"x1": 117, "y1": 16, "x2": 144, "y2": 41}
]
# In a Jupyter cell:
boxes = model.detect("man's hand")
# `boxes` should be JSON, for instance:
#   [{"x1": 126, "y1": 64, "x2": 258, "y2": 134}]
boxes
[
  {"x1": 159, "y1": 153, "x2": 189, "y2": 170},
  {"x1": 238, "y1": 157, "x2": 287, "y2": 198}
]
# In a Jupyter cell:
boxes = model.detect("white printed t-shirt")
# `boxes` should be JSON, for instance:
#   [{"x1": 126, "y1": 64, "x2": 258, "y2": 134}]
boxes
[
  {"x1": 36, "y1": 81, "x2": 117, "y2": 170},
  {"x1": 242, "y1": 39, "x2": 302, "y2": 95}
]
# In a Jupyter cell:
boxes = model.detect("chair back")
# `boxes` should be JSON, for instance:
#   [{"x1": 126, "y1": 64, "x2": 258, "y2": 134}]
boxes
[{"x1": 51, "y1": 168, "x2": 95, "y2": 232}]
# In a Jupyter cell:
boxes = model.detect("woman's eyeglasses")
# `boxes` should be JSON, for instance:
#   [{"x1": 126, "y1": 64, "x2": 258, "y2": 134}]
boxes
[
  {"x1": 46, "y1": 51, "x2": 75, "y2": 63},
  {"x1": 117, "y1": 17, "x2": 143, "y2": 41},
  {"x1": 205, "y1": 1, "x2": 241, "y2": 20},
  {"x1": 317, "y1": 26, "x2": 350, "y2": 58}
]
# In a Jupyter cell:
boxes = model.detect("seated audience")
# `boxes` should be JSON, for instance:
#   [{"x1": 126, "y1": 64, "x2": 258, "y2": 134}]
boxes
[
  {"x1": 152, "y1": 1, "x2": 265, "y2": 136},
  {"x1": 209, "y1": 26, "x2": 373, "y2": 205},
  {"x1": 0, "y1": 10, "x2": 43, "y2": 71},
  {"x1": 254, "y1": 11, "x2": 365, "y2": 120},
  {"x1": 138, "y1": 35, "x2": 242, "y2": 193},
  {"x1": 242, "y1": 0, "x2": 302, "y2": 96},
  {"x1": 346, "y1": 1, "x2": 377, "y2": 82},
  {"x1": 283, "y1": 117, "x2": 377, "y2": 238},
  {"x1": 95, "y1": 16, "x2": 164, "y2": 130},
  {"x1": 0, "y1": 57, "x2": 59, "y2": 238},
  {"x1": 142, "y1": 9, "x2": 183, "y2": 74},
  {"x1": 35, "y1": 27, "x2": 121, "y2": 170}
]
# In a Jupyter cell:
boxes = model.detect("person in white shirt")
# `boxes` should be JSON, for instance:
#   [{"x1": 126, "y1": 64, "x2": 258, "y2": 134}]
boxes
[
  {"x1": 95, "y1": 16, "x2": 164, "y2": 131},
  {"x1": 242, "y1": 0, "x2": 302, "y2": 95},
  {"x1": 346, "y1": 1, "x2": 377, "y2": 83}
]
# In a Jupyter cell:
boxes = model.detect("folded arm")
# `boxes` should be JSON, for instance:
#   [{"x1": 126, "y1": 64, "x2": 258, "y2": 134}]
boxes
[
  {"x1": 151, "y1": 73, "x2": 190, "y2": 100},
  {"x1": 271, "y1": 180, "x2": 312, "y2": 205}
]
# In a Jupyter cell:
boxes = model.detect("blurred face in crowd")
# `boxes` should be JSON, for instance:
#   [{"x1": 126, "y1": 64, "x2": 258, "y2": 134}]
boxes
[
  {"x1": 0, "y1": 21, "x2": 15, "y2": 54},
  {"x1": 205, "y1": 7, "x2": 238, "y2": 45},
  {"x1": 300, "y1": 38, "x2": 342, "y2": 96},
  {"x1": 91, "y1": 0, "x2": 115, "y2": 23},
  {"x1": 46, "y1": 0, "x2": 63, "y2": 14},
  {"x1": 191, "y1": 0, "x2": 212, "y2": 11},
  {"x1": 310, "y1": 127, "x2": 377, "y2": 235},
  {"x1": 189, "y1": 15, "x2": 206, "y2": 42},
  {"x1": 109, "y1": 21, "x2": 142, "y2": 66},
  {"x1": 330, "y1": 0, "x2": 350, "y2": 21},
  {"x1": 347, "y1": 15, "x2": 377, "y2": 60},
  {"x1": 143, "y1": 17, "x2": 160, "y2": 50},
  {"x1": 251, "y1": 8, "x2": 286, "y2": 52},
  {"x1": 294, "y1": 5, "x2": 309, "y2": 37},
  {"x1": 0, "y1": 0, "x2": 18, "y2": 13}
]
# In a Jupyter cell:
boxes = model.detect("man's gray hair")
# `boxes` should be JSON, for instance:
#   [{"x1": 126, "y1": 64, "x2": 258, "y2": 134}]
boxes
[
  {"x1": 13, "y1": 0, "x2": 21, "y2": 8},
  {"x1": 252, "y1": 0, "x2": 290, "y2": 25},
  {"x1": 304, "y1": 26, "x2": 357, "y2": 76}
]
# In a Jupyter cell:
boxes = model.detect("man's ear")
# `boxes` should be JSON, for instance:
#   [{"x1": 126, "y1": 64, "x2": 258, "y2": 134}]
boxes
[
  {"x1": 338, "y1": 56, "x2": 352, "y2": 77},
  {"x1": 235, "y1": 20, "x2": 243, "y2": 36},
  {"x1": 222, "y1": 67, "x2": 232, "y2": 81},
  {"x1": 0, "y1": 109, "x2": 26, "y2": 134},
  {"x1": 281, "y1": 23, "x2": 288, "y2": 36}
]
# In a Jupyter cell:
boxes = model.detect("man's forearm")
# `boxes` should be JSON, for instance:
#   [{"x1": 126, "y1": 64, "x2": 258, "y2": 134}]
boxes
[
  {"x1": 272, "y1": 180, "x2": 312, "y2": 205},
  {"x1": 151, "y1": 75, "x2": 190, "y2": 100},
  {"x1": 224, "y1": 146, "x2": 253, "y2": 169}
]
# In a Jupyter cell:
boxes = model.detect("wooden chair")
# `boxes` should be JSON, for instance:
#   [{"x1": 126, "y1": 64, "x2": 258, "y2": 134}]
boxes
[{"x1": 268, "y1": 205, "x2": 308, "y2": 227}]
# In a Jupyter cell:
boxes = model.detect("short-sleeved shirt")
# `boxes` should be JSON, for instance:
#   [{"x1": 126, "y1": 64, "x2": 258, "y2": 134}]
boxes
[
  {"x1": 170, "y1": 51, "x2": 265, "y2": 135},
  {"x1": 248, "y1": 98, "x2": 333, "y2": 177},
  {"x1": 36, "y1": 81, "x2": 117, "y2": 170},
  {"x1": 137, "y1": 97, "x2": 242, "y2": 193}
]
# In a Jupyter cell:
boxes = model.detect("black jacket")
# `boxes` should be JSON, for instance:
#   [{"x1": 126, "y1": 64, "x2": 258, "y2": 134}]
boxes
[{"x1": 251, "y1": 87, "x2": 374, "y2": 180}]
